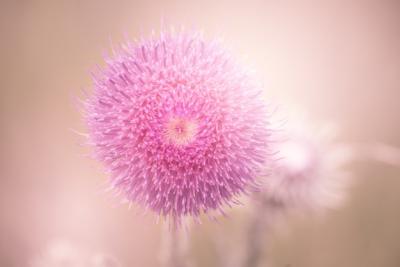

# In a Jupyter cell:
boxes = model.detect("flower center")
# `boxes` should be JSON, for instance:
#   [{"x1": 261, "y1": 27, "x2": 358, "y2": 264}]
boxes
[{"x1": 164, "y1": 117, "x2": 198, "y2": 146}]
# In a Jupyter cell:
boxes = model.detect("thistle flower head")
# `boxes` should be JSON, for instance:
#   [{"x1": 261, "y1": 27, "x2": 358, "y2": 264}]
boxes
[
  {"x1": 263, "y1": 116, "x2": 352, "y2": 212},
  {"x1": 84, "y1": 30, "x2": 272, "y2": 222}
]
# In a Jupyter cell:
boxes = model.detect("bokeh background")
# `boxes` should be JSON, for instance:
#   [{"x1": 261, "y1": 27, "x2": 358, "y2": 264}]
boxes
[{"x1": 1, "y1": 0, "x2": 400, "y2": 266}]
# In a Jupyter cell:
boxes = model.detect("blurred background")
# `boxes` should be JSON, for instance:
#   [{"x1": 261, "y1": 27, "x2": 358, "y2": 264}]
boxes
[{"x1": 1, "y1": 0, "x2": 400, "y2": 266}]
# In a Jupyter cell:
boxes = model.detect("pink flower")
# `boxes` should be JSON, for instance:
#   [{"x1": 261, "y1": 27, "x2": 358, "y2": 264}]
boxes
[
  {"x1": 84, "y1": 30, "x2": 271, "y2": 222},
  {"x1": 263, "y1": 118, "x2": 352, "y2": 212}
]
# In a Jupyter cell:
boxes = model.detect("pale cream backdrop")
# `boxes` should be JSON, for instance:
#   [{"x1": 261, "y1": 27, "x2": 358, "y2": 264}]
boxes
[{"x1": 1, "y1": 0, "x2": 400, "y2": 266}]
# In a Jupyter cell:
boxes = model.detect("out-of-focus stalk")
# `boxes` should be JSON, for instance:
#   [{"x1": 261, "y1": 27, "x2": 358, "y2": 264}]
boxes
[
  {"x1": 243, "y1": 194, "x2": 281, "y2": 267},
  {"x1": 159, "y1": 222, "x2": 192, "y2": 267},
  {"x1": 363, "y1": 142, "x2": 400, "y2": 167}
]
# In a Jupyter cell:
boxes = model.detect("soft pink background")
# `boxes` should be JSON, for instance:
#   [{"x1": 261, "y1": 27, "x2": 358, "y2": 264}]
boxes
[{"x1": 1, "y1": 0, "x2": 400, "y2": 266}]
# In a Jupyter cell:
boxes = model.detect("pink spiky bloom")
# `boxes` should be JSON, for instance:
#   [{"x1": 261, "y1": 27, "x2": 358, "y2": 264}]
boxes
[
  {"x1": 263, "y1": 118, "x2": 352, "y2": 212},
  {"x1": 84, "y1": 30, "x2": 271, "y2": 222}
]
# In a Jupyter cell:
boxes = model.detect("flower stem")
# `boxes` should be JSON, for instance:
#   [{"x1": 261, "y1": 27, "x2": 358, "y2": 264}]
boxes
[
  {"x1": 243, "y1": 195, "x2": 278, "y2": 267},
  {"x1": 160, "y1": 223, "x2": 191, "y2": 267}
]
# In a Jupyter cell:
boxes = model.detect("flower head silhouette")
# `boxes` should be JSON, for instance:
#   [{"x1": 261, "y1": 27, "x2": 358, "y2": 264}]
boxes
[
  {"x1": 264, "y1": 118, "x2": 352, "y2": 212},
  {"x1": 84, "y1": 30, "x2": 271, "y2": 222}
]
